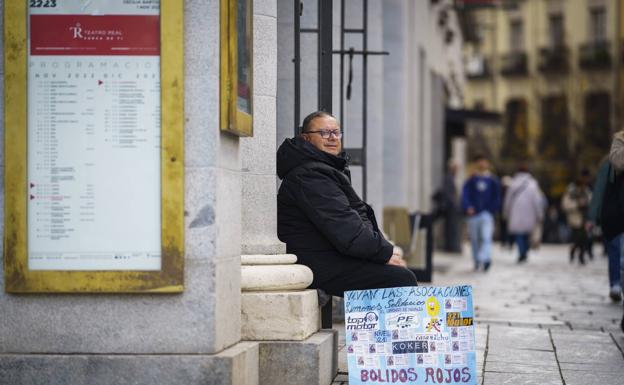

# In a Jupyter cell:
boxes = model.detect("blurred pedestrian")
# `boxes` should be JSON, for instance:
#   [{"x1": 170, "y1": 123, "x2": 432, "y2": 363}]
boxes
[
  {"x1": 461, "y1": 154, "x2": 502, "y2": 271},
  {"x1": 432, "y1": 159, "x2": 461, "y2": 252},
  {"x1": 605, "y1": 129, "x2": 624, "y2": 331},
  {"x1": 531, "y1": 187, "x2": 548, "y2": 250},
  {"x1": 503, "y1": 163, "x2": 545, "y2": 263},
  {"x1": 499, "y1": 175, "x2": 514, "y2": 249},
  {"x1": 586, "y1": 156, "x2": 621, "y2": 302},
  {"x1": 561, "y1": 171, "x2": 592, "y2": 265},
  {"x1": 609, "y1": 129, "x2": 624, "y2": 171},
  {"x1": 543, "y1": 204, "x2": 563, "y2": 243}
]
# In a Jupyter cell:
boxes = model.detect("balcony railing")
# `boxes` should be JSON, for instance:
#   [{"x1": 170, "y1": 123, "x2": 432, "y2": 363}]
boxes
[
  {"x1": 538, "y1": 45, "x2": 569, "y2": 74},
  {"x1": 579, "y1": 41, "x2": 611, "y2": 70},
  {"x1": 500, "y1": 52, "x2": 527, "y2": 77}
]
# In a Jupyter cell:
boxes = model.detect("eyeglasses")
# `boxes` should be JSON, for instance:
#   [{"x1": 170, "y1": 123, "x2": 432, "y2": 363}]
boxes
[{"x1": 304, "y1": 129, "x2": 342, "y2": 139}]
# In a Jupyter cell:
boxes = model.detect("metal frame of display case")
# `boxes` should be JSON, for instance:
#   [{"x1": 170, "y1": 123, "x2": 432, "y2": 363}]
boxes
[{"x1": 4, "y1": 0, "x2": 185, "y2": 293}]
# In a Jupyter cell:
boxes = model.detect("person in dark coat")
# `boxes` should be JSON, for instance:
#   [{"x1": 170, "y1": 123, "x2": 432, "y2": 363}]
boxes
[
  {"x1": 587, "y1": 156, "x2": 622, "y2": 302},
  {"x1": 461, "y1": 154, "x2": 502, "y2": 271},
  {"x1": 432, "y1": 160, "x2": 461, "y2": 253},
  {"x1": 276, "y1": 111, "x2": 417, "y2": 297}
]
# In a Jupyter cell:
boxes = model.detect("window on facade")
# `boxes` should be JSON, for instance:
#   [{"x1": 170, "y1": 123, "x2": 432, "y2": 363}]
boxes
[
  {"x1": 539, "y1": 95, "x2": 568, "y2": 159},
  {"x1": 502, "y1": 99, "x2": 528, "y2": 159},
  {"x1": 589, "y1": 7, "x2": 606, "y2": 43},
  {"x1": 583, "y1": 92, "x2": 611, "y2": 163},
  {"x1": 548, "y1": 14, "x2": 564, "y2": 47},
  {"x1": 510, "y1": 19, "x2": 524, "y2": 52}
]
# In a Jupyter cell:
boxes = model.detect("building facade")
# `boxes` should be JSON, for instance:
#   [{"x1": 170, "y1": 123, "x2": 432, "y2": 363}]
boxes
[{"x1": 463, "y1": 0, "x2": 623, "y2": 197}]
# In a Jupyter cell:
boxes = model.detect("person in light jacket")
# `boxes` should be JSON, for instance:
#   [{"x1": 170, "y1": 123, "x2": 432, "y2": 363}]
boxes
[{"x1": 503, "y1": 164, "x2": 545, "y2": 263}]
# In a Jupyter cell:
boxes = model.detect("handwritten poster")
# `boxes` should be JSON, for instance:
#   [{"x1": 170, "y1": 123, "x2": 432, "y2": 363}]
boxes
[
  {"x1": 344, "y1": 285, "x2": 477, "y2": 385},
  {"x1": 27, "y1": 0, "x2": 161, "y2": 270}
]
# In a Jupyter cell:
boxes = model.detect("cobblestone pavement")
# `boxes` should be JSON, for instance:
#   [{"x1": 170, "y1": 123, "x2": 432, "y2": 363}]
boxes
[{"x1": 332, "y1": 244, "x2": 624, "y2": 385}]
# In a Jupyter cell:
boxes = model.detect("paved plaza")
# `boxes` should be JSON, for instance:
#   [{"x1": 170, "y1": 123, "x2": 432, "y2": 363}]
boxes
[{"x1": 332, "y1": 244, "x2": 624, "y2": 385}]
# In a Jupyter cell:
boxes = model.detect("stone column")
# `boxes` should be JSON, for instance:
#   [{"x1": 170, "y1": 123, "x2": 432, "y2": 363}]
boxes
[
  {"x1": 382, "y1": 0, "x2": 411, "y2": 209},
  {"x1": 241, "y1": 0, "x2": 285, "y2": 257},
  {"x1": 239, "y1": 0, "x2": 320, "y2": 342}
]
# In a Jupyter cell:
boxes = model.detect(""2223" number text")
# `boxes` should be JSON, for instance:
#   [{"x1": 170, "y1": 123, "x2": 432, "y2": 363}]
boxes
[{"x1": 30, "y1": 0, "x2": 57, "y2": 8}]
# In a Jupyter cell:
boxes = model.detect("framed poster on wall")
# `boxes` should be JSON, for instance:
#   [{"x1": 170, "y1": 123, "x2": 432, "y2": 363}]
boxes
[
  {"x1": 220, "y1": 0, "x2": 253, "y2": 136},
  {"x1": 4, "y1": 0, "x2": 184, "y2": 293}
]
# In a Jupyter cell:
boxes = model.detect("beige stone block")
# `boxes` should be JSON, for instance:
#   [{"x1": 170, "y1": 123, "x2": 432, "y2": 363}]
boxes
[
  {"x1": 241, "y1": 290, "x2": 319, "y2": 341},
  {"x1": 241, "y1": 265, "x2": 313, "y2": 291}
]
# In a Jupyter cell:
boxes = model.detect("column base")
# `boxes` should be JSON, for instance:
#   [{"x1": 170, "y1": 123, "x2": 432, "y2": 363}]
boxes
[{"x1": 241, "y1": 290, "x2": 319, "y2": 341}]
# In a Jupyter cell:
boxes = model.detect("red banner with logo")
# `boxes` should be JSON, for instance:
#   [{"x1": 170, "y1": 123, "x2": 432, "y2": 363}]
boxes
[{"x1": 30, "y1": 15, "x2": 160, "y2": 56}]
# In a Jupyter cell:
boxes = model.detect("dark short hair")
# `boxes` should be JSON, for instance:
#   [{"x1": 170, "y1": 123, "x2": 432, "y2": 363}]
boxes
[
  {"x1": 301, "y1": 111, "x2": 337, "y2": 133},
  {"x1": 517, "y1": 162, "x2": 530, "y2": 173}
]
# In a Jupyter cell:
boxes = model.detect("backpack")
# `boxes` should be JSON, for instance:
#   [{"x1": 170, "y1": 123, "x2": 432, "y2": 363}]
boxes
[{"x1": 600, "y1": 163, "x2": 624, "y2": 241}]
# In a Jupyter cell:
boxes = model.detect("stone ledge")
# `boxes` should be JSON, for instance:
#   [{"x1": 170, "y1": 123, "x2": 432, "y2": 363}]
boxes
[
  {"x1": 259, "y1": 330, "x2": 338, "y2": 385},
  {"x1": 241, "y1": 254, "x2": 297, "y2": 265},
  {"x1": 242, "y1": 290, "x2": 319, "y2": 341},
  {"x1": 0, "y1": 342, "x2": 259, "y2": 385},
  {"x1": 241, "y1": 241, "x2": 287, "y2": 256},
  {"x1": 241, "y1": 264, "x2": 313, "y2": 291}
]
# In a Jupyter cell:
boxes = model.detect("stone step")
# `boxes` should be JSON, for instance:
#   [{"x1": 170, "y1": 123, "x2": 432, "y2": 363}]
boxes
[
  {"x1": 259, "y1": 330, "x2": 338, "y2": 385},
  {"x1": 0, "y1": 342, "x2": 260, "y2": 385}
]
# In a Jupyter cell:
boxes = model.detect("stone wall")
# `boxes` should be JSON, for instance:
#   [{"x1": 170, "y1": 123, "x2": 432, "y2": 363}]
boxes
[
  {"x1": 383, "y1": 0, "x2": 465, "y2": 213},
  {"x1": 382, "y1": 0, "x2": 410, "y2": 209},
  {"x1": 0, "y1": 0, "x2": 241, "y2": 357}
]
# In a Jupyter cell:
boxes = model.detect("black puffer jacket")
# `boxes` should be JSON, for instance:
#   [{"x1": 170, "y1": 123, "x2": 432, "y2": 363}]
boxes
[{"x1": 277, "y1": 137, "x2": 393, "y2": 284}]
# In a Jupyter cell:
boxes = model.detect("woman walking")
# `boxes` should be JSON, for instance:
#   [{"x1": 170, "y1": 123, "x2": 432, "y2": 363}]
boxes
[{"x1": 503, "y1": 164, "x2": 545, "y2": 263}]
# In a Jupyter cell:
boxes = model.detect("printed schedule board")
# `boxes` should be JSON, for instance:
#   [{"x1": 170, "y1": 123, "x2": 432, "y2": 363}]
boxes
[
  {"x1": 4, "y1": 0, "x2": 184, "y2": 292},
  {"x1": 344, "y1": 285, "x2": 477, "y2": 385},
  {"x1": 28, "y1": 1, "x2": 161, "y2": 270}
]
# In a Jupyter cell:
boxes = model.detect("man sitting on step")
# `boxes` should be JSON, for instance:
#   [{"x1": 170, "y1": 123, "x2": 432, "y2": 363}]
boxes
[{"x1": 276, "y1": 111, "x2": 418, "y2": 297}]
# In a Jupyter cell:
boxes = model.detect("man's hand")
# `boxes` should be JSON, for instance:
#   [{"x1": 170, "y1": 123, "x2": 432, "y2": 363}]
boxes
[
  {"x1": 466, "y1": 207, "x2": 476, "y2": 216},
  {"x1": 386, "y1": 255, "x2": 407, "y2": 267}
]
